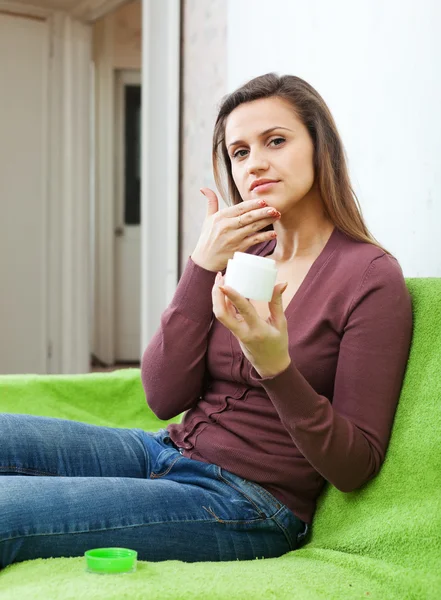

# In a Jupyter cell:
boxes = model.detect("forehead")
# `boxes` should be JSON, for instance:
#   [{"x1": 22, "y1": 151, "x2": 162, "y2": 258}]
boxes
[{"x1": 225, "y1": 96, "x2": 301, "y2": 143}]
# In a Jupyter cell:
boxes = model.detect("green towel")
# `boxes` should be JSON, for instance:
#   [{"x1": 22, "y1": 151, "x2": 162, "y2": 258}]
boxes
[
  {"x1": 0, "y1": 277, "x2": 440, "y2": 600},
  {"x1": 0, "y1": 368, "x2": 182, "y2": 430}
]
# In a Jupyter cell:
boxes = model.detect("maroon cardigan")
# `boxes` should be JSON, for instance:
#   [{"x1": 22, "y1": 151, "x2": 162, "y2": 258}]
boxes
[{"x1": 141, "y1": 227, "x2": 413, "y2": 524}]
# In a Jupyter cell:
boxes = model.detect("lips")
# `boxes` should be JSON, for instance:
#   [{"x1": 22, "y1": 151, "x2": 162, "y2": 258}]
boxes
[{"x1": 250, "y1": 179, "x2": 279, "y2": 192}]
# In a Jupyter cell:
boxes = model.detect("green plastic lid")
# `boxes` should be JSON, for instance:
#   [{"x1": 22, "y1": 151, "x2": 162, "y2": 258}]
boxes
[{"x1": 85, "y1": 547, "x2": 137, "y2": 574}]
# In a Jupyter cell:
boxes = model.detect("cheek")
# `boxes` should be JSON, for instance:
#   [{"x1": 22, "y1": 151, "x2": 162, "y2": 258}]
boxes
[
  {"x1": 303, "y1": 147, "x2": 316, "y2": 179},
  {"x1": 284, "y1": 150, "x2": 315, "y2": 183},
  {"x1": 231, "y1": 166, "x2": 245, "y2": 192}
]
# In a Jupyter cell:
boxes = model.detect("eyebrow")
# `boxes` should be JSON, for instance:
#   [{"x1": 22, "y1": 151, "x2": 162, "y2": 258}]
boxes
[{"x1": 227, "y1": 126, "x2": 293, "y2": 150}]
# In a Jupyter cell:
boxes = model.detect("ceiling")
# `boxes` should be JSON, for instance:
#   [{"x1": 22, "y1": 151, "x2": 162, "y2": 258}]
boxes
[{"x1": 4, "y1": 0, "x2": 131, "y2": 21}]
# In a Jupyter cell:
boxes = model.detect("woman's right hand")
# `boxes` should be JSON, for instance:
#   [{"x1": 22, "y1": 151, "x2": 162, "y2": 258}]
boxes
[{"x1": 190, "y1": 188, "x2": 281, "y2": 273}]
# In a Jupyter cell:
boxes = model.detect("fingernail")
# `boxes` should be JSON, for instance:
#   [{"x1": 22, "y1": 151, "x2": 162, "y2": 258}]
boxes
[{"x1": 200, "y1": 188, "x2": 206, "y2": 197}]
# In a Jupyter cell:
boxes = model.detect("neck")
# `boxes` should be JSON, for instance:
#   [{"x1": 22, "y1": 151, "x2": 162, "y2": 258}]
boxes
[{"x1": 270, "y1": 217, "x2": 335, "y2": 263}]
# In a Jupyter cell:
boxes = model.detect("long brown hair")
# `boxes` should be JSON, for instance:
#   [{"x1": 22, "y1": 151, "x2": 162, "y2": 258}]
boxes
[{"x1": 212, "y1": 73, "x2": 393, "y2": 257}]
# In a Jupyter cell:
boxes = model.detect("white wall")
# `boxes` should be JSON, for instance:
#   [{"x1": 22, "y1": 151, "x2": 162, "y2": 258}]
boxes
[
  {"x1": 140, "y1": 0, "x2": 180, "y2": 354},
  {"x1": 180, "y1": 0, "x2": 227, "y2": 274},
  {"x1": 227, "y1": 0, "x2": 441, "y2": 277}
]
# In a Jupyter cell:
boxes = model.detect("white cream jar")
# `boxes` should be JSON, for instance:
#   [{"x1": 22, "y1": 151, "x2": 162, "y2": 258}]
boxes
[{"x1": 224, "y1": 252, "x2": 278, "y2": 301}]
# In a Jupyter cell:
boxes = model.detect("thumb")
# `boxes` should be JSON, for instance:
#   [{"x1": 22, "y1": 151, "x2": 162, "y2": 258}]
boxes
[
  {"x1": 200, "y1": 188, "x2": 219, "y2": 218},
  {"x1": 268, "y1": 282, "x2": 288, "y2": 323}
]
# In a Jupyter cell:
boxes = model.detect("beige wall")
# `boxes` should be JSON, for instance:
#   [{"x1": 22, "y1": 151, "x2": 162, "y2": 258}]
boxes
[
  {"x1": 180, "y1": 0, "x2": 227, "y2": 274},
  {"x1": 112, "y1": 0, "x2": 141, "y2": 70},
  {"x1": 94, "y1": 0, "x2": 141, "y2": 70}
]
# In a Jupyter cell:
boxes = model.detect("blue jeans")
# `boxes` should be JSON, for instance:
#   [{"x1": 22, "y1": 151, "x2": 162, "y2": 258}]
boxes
[{"x1": 0, "y1": 414, "x2": 309, "y2": 569}]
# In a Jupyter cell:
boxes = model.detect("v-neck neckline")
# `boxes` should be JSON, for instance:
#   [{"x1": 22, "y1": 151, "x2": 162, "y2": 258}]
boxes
[{"x1": 258, "y1": 225, "x2": 343, "y2": 319}]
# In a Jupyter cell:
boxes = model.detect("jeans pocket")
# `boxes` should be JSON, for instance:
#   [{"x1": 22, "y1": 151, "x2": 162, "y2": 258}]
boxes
[
  {"x1": 149, "y1": 448, "x2": 184, "y2": 479},
  {"x1": 215, "y1": 467, "x2": 268, "y2": 520}
]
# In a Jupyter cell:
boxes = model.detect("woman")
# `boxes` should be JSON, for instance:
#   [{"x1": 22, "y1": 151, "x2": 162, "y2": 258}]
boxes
[{"x1": 0, "y1": 74, "x2": 413, "y2": 568}]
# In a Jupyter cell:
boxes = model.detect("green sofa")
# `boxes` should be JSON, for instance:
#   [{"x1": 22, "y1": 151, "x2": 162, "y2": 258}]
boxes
[{"x1": 0, "y1": 278, "x2": 440, "y2": 600}]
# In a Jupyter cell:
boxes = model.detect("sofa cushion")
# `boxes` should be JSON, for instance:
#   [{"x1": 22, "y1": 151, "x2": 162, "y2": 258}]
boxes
[{"x1": 0, "y1": 278, "x2": 440, "y2": 599}]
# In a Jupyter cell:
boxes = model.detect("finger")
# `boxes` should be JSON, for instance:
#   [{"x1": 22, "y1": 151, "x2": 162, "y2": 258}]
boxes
[
  {"x1": 200, "y1": 188, "x2": 219, "y2": 218},
  {"x1": 268, "y1": 282, "x2": 288, "y2": 325},
  {"x1": 212, "y1": 274, "x2": 239, "y2": 326},
  {"x1": 224, "y1": 202, "x2": 280, "y2": 242},
  {"x1": 224, "y1": 198, "x2": 268, "y2": 220},
  {"x1": 216, "y1": 276, "x2": 243, "y2": 322},
  {"x1": 218, "y1": 284, "x2": 259, "y2": 327},
  {"x1": 225, "y1": 296, "x2": 243, "y2": 321},
  {"x1": 237, "y1": 207, "x2": 281, "y2": 234}
]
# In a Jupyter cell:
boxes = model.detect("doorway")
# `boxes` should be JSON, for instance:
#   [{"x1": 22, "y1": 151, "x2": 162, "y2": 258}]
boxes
[{"x1": 114, "y1": 69, "x2": 141, "y2": 362}]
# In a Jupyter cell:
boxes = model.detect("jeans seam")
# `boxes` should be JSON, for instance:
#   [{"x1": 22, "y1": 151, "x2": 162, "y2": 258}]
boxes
[
  {"x1": 270, "y1": 508, "x2": 299, "y2": 551},
  {"x1": 201, "y1": 505, "x2": 265, "y2": 524},
  {"x1": 149, "y1": 454, "x2": 184, "y2": 479},
  {"x1": 241, "y1": 480, "x2": 282, "y2": 512},
  {"x1": 0, "y1": 466, "x2": 64, "y2": 477},
  {"x1": 0, "y1": 518, "x2": 239, "y2": 545}
]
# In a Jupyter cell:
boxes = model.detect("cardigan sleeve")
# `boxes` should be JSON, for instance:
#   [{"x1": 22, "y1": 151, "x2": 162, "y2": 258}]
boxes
[
  {"x1": 249, "y1": 254, "x2": 413, "y2": 492},
  {"x1": 141, "y1": 257, "x2": 217, "y2": 420}
]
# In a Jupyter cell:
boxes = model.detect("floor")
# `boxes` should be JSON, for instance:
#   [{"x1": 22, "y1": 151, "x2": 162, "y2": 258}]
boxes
[{"x1": 90, "y1": 357, "x2": 140, "y2": 373}]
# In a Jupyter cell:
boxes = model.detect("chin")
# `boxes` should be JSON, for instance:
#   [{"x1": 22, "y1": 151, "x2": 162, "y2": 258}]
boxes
[{"x1": 264, "y1": 197, "x2": 282, "y2": 209}]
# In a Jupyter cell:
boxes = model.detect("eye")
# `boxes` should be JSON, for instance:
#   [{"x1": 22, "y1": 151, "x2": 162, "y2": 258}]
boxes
[
  {"x1": 232, "y1": 148, "x2": 248, "y2": 159},
  {"x1": 269, "y1": 137, "x2": 285, "y2": 147}
]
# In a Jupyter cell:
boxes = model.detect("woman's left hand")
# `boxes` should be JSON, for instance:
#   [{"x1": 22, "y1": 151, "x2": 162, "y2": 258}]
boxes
[{"x1": 212, "y1": 272, "x2": 292, "y2": 379}]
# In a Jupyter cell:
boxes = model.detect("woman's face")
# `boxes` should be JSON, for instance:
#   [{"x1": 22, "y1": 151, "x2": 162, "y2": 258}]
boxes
[{"x1": 224, "y1": 96, "x2": 316, "y2": 213}]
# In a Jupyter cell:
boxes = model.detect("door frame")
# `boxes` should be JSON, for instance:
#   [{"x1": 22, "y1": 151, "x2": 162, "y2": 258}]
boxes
[{"x1": 48, "y1": 12, "x2": 93, "y2": 374}]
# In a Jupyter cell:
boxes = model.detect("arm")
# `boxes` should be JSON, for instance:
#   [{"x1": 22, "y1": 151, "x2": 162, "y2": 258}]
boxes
[
  {"x1": 142, "y1": 192, "x2": 277, "y2": 421},
  {"x1": 249, "y1": 255, "x2": 413, "y2": 492},
  {"x1": 141, "y1": 257, "x2": 217, "y2": 420}
]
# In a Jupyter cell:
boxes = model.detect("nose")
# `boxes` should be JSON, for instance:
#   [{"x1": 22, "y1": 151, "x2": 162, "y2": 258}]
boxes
[{"x1": 246, "y1": 147, "x2": 269, "y2": 175}]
